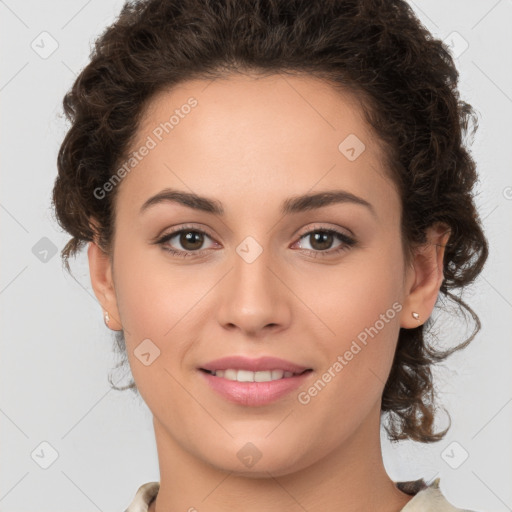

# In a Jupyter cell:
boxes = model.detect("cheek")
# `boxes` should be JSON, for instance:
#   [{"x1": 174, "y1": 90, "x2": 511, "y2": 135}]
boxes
[
  {"x1": 113, "y1": 240, "x2": 193, "y2": 332},
  {"x1": 113, "y1": 258, "x2": 197, "y2": 409},
  {"x1": 112, "y1": 245, "x2": 211, "y2": 380},
  {"x1": 307, "y1": 239, "x2": 405, "y2": 337},
  {"x1": 305, "y1": 241, "x2": 405, "y2": 394}
]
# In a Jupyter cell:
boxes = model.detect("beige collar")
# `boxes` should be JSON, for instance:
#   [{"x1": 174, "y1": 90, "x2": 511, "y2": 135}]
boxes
[{"x1": 124, "y1": 477, "x2": 476, "y2": 512}]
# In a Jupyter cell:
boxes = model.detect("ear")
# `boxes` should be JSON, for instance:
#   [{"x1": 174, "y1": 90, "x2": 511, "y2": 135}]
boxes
[
  {"x1": 400, "y1": 222, "x2": 451, "y2": 328},
  {"x1": 87, "y1": 220, "x2": 123, "y2": 331}
]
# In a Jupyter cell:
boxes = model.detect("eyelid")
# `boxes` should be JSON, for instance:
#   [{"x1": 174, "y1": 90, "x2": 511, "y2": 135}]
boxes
[
  {"x1": 153, "y1": 223, "x2": 216, "y2": 242},
  {"x1": 294, "y1": 222, "x2": 355, "y2": 241}
]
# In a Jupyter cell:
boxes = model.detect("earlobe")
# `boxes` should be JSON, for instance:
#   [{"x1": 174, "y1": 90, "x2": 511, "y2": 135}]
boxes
[
  {"x1": 400, "y1": 223, "x2": 451, "y2": 329},
  {"x1": 87, "y1": 241, "x2": 123, "y2": 331}
]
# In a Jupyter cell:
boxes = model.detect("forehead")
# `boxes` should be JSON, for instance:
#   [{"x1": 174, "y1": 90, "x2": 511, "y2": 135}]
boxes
[{"x1": 115, "y1": 73, "x2": 398, "y2": 223}]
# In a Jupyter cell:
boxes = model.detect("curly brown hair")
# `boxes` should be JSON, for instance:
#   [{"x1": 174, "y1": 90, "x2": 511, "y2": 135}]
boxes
[{"x1": 51, "y1": 0, "x2": 488, "y2": 443}]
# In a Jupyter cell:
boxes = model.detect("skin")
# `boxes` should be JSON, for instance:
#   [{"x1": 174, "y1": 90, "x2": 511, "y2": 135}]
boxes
[{"x1": 88, "y1": 73, "x2": 450, "y2": 512}]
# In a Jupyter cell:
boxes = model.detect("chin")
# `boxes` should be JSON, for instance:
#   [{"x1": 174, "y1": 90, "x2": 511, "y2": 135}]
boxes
[{"x1": 196, "y1": 437, "x2": 311, "y2": 477}]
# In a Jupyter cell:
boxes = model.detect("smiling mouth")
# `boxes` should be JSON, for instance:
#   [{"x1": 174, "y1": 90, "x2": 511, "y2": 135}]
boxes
[{"x1": 199, "y1": 368, "x2": 312, "y2": 382}]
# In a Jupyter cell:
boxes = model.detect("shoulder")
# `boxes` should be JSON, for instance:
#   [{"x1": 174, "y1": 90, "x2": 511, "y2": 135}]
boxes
[
  {"x1": 124, "y1": 482, "x2": 160, "y2": 512},
  {"x1": 397, "y1": 477, "x2": 481, "y2": 512}
]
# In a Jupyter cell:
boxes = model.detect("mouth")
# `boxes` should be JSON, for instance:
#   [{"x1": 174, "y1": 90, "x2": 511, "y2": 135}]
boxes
[
  {"x1": 198, "y1": 367, "x2": 314, "y2": 406},
  {"x1": 197, "y1": 355, "x2": 314, "y2": 405},
  {"x1": 199, "y1": 367, "x2": 313, "y2": 382}
]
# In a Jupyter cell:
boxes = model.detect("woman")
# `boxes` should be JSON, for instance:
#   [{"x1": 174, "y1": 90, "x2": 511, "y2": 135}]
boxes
[{"x1": 51, "y1": 0, "x2": 488, "y2": 510}]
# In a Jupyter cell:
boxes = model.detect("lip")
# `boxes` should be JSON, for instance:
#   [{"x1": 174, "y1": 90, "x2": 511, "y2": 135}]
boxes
[
  {"x1": 198, "y1": 356, "x2": 313, "y2": 406},
  {"x1": 199, "y1": 368, "x2": 313, "y2": 406},
  {"x1": 199, "y1": 356, "x2": 311, "y2": 374}
]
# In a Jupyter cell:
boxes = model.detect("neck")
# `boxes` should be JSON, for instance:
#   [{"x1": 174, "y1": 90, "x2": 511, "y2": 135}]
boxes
[{"x1": 149, "y1": 404, "x2": 413, "y2": 512}]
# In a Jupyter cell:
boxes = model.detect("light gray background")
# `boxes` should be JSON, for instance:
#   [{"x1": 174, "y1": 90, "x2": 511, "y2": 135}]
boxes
[{"x1": 1, "y1": 1, "x2": 511, "y2": 511}]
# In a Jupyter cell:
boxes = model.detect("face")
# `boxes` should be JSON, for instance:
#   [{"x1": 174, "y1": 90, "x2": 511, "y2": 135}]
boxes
[{"x1": 90, "y1": 73, "x2": 432, "y2": 477}]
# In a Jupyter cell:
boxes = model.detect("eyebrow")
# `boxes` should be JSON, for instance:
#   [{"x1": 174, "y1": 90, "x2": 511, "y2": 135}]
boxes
[{"x1": 139, "y1": 187, "x2": 376, "y2": 218}]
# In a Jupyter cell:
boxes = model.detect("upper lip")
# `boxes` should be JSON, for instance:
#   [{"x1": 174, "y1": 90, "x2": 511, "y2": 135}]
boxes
[{"x1": 200, "y1": 356, "x2": 311, "y2": 374}]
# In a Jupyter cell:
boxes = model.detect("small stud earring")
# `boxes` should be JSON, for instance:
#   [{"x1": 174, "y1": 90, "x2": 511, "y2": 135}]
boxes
[
  {"x1": 411, "y1": 311, "x2": 420, "y2": 321},
  {"x1": 104, "y1": 311, "x2": 110, "y2": 326}
]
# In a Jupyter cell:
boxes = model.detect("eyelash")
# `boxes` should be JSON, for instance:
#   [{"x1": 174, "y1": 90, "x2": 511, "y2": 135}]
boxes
[{"x1": 154, "y1": 224, "x2": 357, "y2": 259}]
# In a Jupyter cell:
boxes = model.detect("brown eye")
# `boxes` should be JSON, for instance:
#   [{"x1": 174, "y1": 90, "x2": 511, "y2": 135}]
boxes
[
  {"x1": 178, "y1": 231, "x2": 205, "y2": 251},
  {"x1": 155, "y1": 226, "x2": 217, "y2": 258},
  {"x1": 308, "y1": 231, "x2": 335, "y2": 251},
  {"x1": 294, "y1": 228, "x2": 356, "y2": 258}
]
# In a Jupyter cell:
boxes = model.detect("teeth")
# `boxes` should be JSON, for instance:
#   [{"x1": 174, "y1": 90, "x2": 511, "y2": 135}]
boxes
[{"x1": 210, "y1": 369, "x2": 296, "y2": 382}]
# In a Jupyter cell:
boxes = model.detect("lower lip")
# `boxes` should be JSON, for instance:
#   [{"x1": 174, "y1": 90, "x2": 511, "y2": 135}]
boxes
[{"x1": 199, "y1": 369, "x2": 312, "y2": 406}]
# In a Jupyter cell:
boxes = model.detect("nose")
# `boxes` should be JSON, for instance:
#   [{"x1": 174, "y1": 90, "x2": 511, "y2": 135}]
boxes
[{"x1": 215, "y1": 244, "x2": 292, "y2": 337}]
